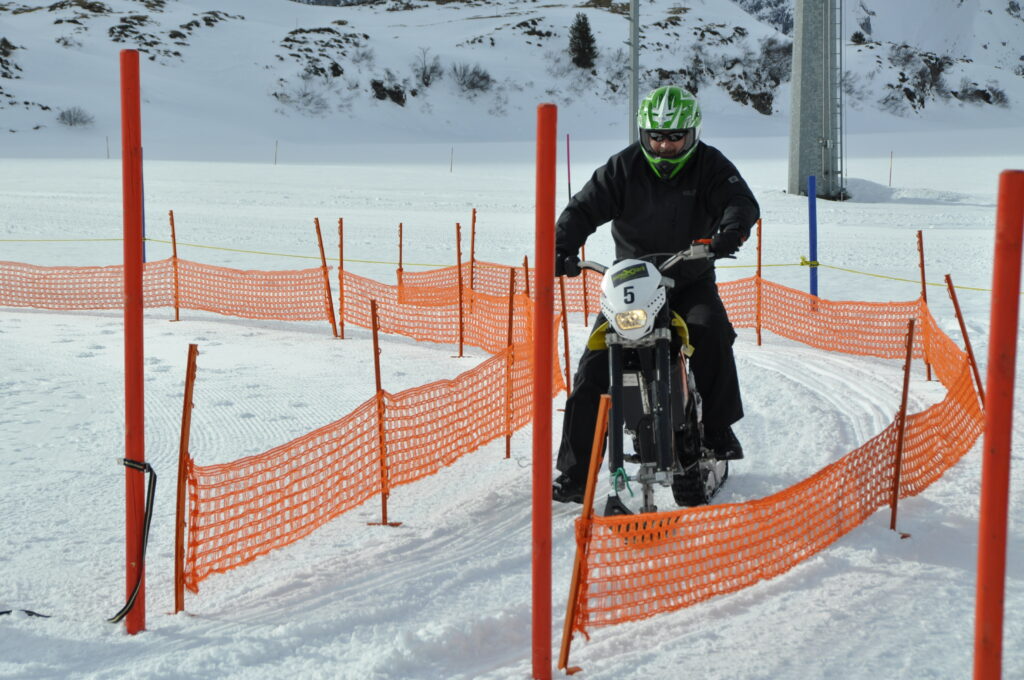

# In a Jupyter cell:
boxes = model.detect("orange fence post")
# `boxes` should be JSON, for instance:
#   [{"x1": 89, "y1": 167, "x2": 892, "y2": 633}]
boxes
[
  {"x1": 532, "y1": 101, "x2": 557, "y2": 680},
  {"x1": 974, "y1": 169, "x2": 1024, "y2": 680},
  {"x1": 337, "y1": 218, "x2": 345, "y2": 339},
  {"x1": 470, "y1": 207, "x2": 477, "y2": 290},
  {"x1": 559, "y1": 275, "x2": 571, "y2": 389},
  {"x1": 174, "y1": 343, "x2": 199, "y2": 614},
  {"x1": 945, "y1": 274, "x2": 984, "y2": 406},
  {"x1": 558, "y1": 394, "x2": 610, "y2": 675},
  {"x1": 756, "y1": 217, "x2": 763, "y2": 346},
  {"x1": 119, "y1": 47, "x2": 146, "y2": 636},
  {"x1": 456, "y1": 222, "x2": 465, "y2": 357},
  {"x1": 580, "y1": 244, "x2": 589, "y2": 327},
  {"x1": 523, "y1": 255, "x2": 531, "y2": 297},
  {"x1": 397, "y1": 221, "x2": 403, "y2": 288},
  {"x1": 916, "y1": 230, "x2": 931, "y2": 380},
  {"x1": 168, "y1": 210, "x2": 180, "y2": 322},
  {"x1": 889, "y1": 317, "x2": 915, "y2": 533},
  {"x1": 368, "y1": 300, "x2": 401, "y2": 528},
  {"x1": 506, "y1": 268, "x2": 516, "y2": 460},
  {"x1": 314, "y1": 218, "x2": 339, "y2": 338}
]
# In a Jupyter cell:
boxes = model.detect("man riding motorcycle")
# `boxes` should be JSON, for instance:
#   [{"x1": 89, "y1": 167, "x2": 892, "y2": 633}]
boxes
[{"x1": 552, "y1": 85, "x2": 760, "y2": 503}]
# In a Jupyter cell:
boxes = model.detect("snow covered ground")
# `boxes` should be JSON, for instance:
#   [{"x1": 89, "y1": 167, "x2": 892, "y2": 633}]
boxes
[{"x1": 1, "y1": 121, "x2": 1023, "y2": 678}]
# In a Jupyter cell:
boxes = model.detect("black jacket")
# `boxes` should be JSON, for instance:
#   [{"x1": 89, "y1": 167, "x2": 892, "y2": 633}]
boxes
[{"x1": 555, "y1": 140, "x2": 760, "y2": 285}]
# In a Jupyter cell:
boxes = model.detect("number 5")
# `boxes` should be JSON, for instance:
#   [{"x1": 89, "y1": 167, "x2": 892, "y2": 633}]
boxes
[{"x1": 623, "y1": 286, "x2": 635, "y2": 304}]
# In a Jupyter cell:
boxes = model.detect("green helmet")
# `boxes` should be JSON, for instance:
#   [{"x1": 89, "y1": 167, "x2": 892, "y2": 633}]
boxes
[{"x1": 636, "y1": 86, "x2": 702, "y2": 179}]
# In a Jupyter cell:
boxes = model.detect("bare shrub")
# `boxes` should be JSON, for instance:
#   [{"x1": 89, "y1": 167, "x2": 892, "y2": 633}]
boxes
[
  {"x1": 57, "y1": 106, "x2": 94, "y2": 127},
  {"x1": 272, "y1": 71, "x2": 334, "y2": 115},
  {"x1": 412, "y1": 47, "x2": 443, "y2": 88},
  {"x1": 450, "y1": 61, "x2": 492, "y2": 93}
]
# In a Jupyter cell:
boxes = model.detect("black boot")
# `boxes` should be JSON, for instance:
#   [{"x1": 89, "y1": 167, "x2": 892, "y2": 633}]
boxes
[
  {"x1": 552, "y1": 472, "x2": 585, "y2": 504},
  {"x1": 703, "y1": 426, "x2": 744, "y2": 460}
]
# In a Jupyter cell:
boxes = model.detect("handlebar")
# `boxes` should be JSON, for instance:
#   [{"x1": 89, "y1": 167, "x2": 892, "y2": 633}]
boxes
[{"x1": 578, "y1": 240, "x2": 715, "y2": 278}]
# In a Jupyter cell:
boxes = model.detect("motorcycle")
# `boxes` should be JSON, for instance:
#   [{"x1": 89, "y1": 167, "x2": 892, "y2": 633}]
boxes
[{"x1": 579, "y1": 241, "x2": 729, "y2": 516}]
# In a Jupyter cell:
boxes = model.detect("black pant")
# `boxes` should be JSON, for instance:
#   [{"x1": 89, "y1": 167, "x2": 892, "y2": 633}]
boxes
[{"x1": 555, "y1": 277, "x2": 742, "y2": 481}]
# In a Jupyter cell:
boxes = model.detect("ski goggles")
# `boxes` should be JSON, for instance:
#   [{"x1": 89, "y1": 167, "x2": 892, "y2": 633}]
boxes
[{"x1": 646, "y1": 129, "x2": 693, "y2": 144}]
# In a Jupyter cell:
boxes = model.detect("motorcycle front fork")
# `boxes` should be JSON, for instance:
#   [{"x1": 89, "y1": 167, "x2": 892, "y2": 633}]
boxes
[{"x1": 607, "y1": 334, "x2": 675, "y2": 513}]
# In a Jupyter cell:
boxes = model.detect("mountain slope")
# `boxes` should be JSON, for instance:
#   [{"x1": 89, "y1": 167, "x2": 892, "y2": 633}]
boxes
[{"x1": 1, "y1": 0, "x2": 1021, "y2": 160}]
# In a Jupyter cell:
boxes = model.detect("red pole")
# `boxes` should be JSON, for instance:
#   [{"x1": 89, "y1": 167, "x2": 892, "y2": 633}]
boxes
[
  {"x1": 174, "y1": 343, "x2": 199, "y2": 614},
  {"x1": 580, "y1": 244, "x2": 589, "y2": 326},
  {"x1": 470, "y1": 208, "x2": 477, "y2": 290},
  {"x1": 314, "y1": 218, "x2": 339, "y2": 338},
  {"x1": 945, "y1": 274, "x2": 984, "y2": 407},
  {"x1": 523, "y1": 255, "x2": 531, "y2": 297},
  {"x1": 120, "y1": 48, "x2": 146, "y2": 635},
  {"x1": 532, "y1": 102, "x2": 557, "y2": 680},
  {"x1": 559, "y1": 275, "x2": 571, "y2": 390},
  {"x1": 456, "y1": 222, "x2": 465, "y2": 357},
  {"x1": 337, "y1": 218, "x2": 345, "y2": 339},
  {"x1": 368, "y1": 300, "x2": 400, "y2": 528},
  {"x1": 890, "y1": 318, "x2": 915, "y2": 532},
  {"x1": 756, "y1": 218, "x2": 763, "y2": 346},
  {"x1": 168, "y1": 210, "x2": 180, "y2": 322},
  {"x1": 506, "y1": 268, "x2": 517, "y2": 460},
  {"x1": 558, "y1": 394, "x2": 611, "y2": 674},
  {"x1": 397, "y1": 222, "x2": 403, "y2": 288},
  {"x1": 973, "y1": 169, "x2": 1024, "y2": 680},
  {"x1": 916, "y1": 230, "x2": 932, "y2": 380}
]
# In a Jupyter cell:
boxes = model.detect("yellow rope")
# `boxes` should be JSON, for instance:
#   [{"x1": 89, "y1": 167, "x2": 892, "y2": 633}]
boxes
[
  {"x1": 0, "y1": 237, "x2": 1004, "y2": 292},
  {"x1": 0, "y1": 238, "x2": 123, "y2": 243},
  {"x1": 0, "y1": 237, "x2": 447, "y2": 267},
  {"x1": 144, "y1": 238, "x2": 449, "y2": 267}
]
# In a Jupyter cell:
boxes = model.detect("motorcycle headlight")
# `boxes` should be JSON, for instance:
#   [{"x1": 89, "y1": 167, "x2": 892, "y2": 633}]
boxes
[{"x1": 614, "y1": 309, "x2": 647, "y2": 330}]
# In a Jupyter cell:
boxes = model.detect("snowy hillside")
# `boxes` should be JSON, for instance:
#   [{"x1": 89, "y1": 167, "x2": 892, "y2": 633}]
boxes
[{"x1": 1, "y1": 0, "x2": 1023, "y2": 160}]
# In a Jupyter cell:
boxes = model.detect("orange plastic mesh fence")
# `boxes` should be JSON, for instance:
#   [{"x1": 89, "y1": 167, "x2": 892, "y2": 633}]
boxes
[
  {"x1": 343, "y1": 269, "x2": 538, "y2": 353},
  {"x1": 0, "y1": 258, "x2": 175, "y2": 310},
  {"x1": 0, "y1": 258, "x2": 333, "y2": 323},
  {"x1": 184, "y1": 397, "x2": 382, "y2": 590},
  {"x1": 185, "y1": 337, "x2": 559, "y2": 591},
  {"x1": 175, "y1": 259, "x2": 333, "y2": 321},
  {"x1": 568, "y1": 277, "x2": 984, "y2": 637},
  {"x1": 183, "y1": 265, "x2": 566, "y2": 591},
  {"x1": 740, "y1": 277, "x2": 927, "y2": 359},
  {"x1": 3, "y1": 254, "x2": 983, "y2": 617},
  {"x1": 401, "y1": 260, "x2": 601, "y2": 310}
]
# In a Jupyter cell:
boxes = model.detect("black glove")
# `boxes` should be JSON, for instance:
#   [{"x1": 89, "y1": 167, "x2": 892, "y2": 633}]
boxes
[
  {"x1": 555, "y1": 250, "x2": 581, "y2": 277},
  {"x1": 710, "y1": 230, "x2": 743, "y2": 258}
]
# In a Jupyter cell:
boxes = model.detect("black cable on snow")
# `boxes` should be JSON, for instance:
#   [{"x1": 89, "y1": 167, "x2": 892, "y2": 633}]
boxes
[{"x1": 108, "y1": 458, "x2": 156, "y2": 625}]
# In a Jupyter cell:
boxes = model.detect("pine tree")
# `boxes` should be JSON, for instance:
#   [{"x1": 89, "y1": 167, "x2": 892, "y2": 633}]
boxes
[{"x1": 568, "y1": 13, "x2": 598, "y2": 70}]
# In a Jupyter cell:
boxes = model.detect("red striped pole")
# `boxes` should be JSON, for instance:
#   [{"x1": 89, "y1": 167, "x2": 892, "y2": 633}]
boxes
[
  {"x1": 120, "y1": 48, "x2": 146, "y2": 635},
  {"x1": 532, "y1": 102, "x2": 557, "y2": 680},
  {"x1": 973, "y1": 169, "x2": 1024, "y2": 680}
]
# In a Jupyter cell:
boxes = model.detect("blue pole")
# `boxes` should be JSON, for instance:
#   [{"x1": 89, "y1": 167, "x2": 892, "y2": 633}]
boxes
[
  {"x1": 142, "y1": 149, "x2": 148, "y2": 264},
  {"x1": 807, "y1": 175, "x2": 818, "y2": 297}
]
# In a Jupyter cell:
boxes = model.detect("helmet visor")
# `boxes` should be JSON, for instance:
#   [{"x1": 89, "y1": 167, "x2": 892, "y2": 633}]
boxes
[{"x1": 640, "y1": 128, "x2": 696, "y2": 158}]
